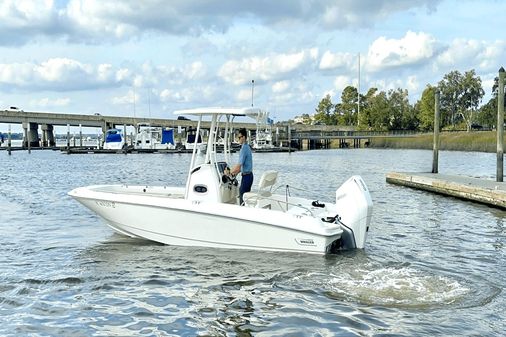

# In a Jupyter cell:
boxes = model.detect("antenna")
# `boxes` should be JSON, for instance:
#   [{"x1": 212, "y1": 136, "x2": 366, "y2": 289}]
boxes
[
  {"x1": 251, "y1": 79, "x2": 255, "y2": 107},
  {"x1": 357, "y1": 53, "x2": 360, "y2": 126}
]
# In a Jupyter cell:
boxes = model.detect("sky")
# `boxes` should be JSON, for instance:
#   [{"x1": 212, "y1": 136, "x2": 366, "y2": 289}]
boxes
[{"x1": 1, "y1": 0, "x2": 506, "y2": 132}]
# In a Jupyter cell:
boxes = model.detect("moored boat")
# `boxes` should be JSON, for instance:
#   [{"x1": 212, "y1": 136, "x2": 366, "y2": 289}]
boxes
[
  {"x1": 134, "y1": 123, "x2": 175, "y2": 150},
  {"x1": 103, "y1": 128, "x2": 125, "y2": 150}
]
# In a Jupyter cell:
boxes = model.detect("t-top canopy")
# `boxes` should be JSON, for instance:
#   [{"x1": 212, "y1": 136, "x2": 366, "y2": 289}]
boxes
[{"x1": 174, "y1": 107, "x2": 266, "y2": 119}]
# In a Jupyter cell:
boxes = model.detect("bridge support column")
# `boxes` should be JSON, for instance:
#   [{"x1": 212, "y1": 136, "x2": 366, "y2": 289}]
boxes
[
  {"x1": 41, "y1": 124, "x2": 55, "y2": 147},
  {"x1": 22, "y1": 122, "x2": 40, "y2": 148}
]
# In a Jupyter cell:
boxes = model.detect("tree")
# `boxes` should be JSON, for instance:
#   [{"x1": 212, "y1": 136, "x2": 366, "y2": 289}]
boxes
[
  {"x1": 357, "y1": 88, "x2": 378, "y2": 130},
  {"x1": 337, "y1": 86, "x2": 359, "y2": 126},
  {"x1": 314, "y1": 94, "x2": 336, "y2": 125},
  {"x1": 417, "y1": 85, "x2": 436, "y2": 131},
  {"x1": 438, "y1": 69, "x2": 484, "y2": 130},
  {"x1": 363, "y1": 90, "x2": 390, "y2": 131},
  {"x1": 459, "y1": 70, "x2": 485, "y2": 131},
  {"x1": 387, "y1": 88, "x2": 414, "y2": 130},
  {"x1": 478, "y1": 98, "x2": 496, "y2": 128},
  {"x1": 477, "y1": 75, "x2": 506, "y2": 128}
]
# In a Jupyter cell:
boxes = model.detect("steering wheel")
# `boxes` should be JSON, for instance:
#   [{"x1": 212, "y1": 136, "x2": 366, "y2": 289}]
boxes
[{"x1": 221, "y1": 167, "x2": 238, "y2": 186}]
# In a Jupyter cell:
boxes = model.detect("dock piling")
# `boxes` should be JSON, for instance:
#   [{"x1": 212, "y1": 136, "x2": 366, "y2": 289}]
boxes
[
  {"x1": 497, "y1": 67, "x2": 505, "y2": 182},
  {"x1": 432, "y1": 91, "x2": 440, "y2": 173},
  {"x1": 7, "y1": 124, "x2": 11, "y2": 155}
]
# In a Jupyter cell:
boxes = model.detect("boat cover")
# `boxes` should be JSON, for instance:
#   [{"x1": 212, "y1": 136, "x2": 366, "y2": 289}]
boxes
[{"x1": 161, "y1": 129, "x2": 175, "y2": 145}]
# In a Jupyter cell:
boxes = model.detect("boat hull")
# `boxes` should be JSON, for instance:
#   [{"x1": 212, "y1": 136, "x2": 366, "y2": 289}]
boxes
[{"x1": 69, "y1": 185, "x2": 343, "y2": 254}]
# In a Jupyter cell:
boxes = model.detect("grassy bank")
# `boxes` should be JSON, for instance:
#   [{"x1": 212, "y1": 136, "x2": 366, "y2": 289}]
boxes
[{"x1": 365, "y1": 131, "x2": 501, "y2": 153}]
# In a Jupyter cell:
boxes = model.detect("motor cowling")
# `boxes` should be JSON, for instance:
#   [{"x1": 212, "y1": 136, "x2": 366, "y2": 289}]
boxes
[{"x1": 334, "y1": 175, "x2": 373, "y2": 249}]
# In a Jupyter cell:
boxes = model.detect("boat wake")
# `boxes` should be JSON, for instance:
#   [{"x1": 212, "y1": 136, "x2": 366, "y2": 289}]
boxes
[{"x1": 290, "y1": 264, "x2": 500, "y2": 310}]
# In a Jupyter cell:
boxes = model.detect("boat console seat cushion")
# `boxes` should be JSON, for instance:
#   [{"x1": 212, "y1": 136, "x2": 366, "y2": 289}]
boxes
[
  {"x1": 257, "y1": 170, "x2": 278, "y2": 193},
  {"x1": 243, "y1": 170, "x2": 278, "y2": 206}
]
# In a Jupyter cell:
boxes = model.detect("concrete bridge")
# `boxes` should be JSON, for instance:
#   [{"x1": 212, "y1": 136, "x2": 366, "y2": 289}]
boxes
[
  {"x1": 0, "y1": 109, "x2": 420, "y2": 150},
  {"x1": 0, "y1": 109, "x2": 256, "y2": 147}
]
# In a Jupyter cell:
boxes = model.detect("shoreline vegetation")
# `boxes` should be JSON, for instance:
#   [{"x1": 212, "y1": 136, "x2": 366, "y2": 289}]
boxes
[{"x1": 335, "y1": 131, "x2": 502, "y2": 153}]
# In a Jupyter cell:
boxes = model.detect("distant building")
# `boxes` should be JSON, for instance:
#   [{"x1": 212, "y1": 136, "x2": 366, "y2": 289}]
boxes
[{"x1": 293, "y1": 114, "x2": 313, "y2": 125}]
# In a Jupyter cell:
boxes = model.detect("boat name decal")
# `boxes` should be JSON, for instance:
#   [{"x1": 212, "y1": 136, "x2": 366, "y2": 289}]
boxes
[
  {"x1": 296, "y1": 238, "x2": 315, "y2": 246},
  {"x1": 96, "y1": 200, "x2": 116, "y2": 208},
  {"x1": 336, "y1": 193, "x2": 347, "y2": 201}
]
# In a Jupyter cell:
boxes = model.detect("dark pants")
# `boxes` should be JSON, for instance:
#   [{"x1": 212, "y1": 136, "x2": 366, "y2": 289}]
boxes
[{"x1": 239, "y1": 173, "x2": 254, "y2": 205}]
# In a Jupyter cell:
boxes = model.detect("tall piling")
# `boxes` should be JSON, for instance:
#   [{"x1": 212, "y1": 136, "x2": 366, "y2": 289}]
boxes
[
  {"x1": 288, "y1": 124, "x2": 291, "y2": 153},
  {"x1": 497, "y1": 67, "x2": 505, "y2": 182},
  {"x1": 66, "y1": 124, "x2": 71, "y2": 151},
  {"x1": 432, "y1": 91, "x2": 440, "y2": 173},
  {"x1": 7, "y1": 124, "x2": 11, "y2": 155}
]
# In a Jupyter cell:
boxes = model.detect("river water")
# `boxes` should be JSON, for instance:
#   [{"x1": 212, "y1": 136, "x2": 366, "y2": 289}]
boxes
[{"x1": 0, "y1": 148, "x2": 504, "y2": 336}]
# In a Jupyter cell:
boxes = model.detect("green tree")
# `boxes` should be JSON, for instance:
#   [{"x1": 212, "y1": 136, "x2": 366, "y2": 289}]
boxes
[
  {"x1": 387, "y1": 88, "x2": 414, "y2": 130},
  {"x1": 337, "y1": 86, "x2": 358, "y2": 126},
  {"x1": 314, "y1": 94, "x2": 336, "y2": 125},
  {"x1": 417, "y1": 85, "x2": 436, "y2": 131},
  {"x1": 477, "y1": 75, "x2": 506, "y2": 128},
  {"x1": 357, "y1": 88, "x2": 378, "y2": 130},
  {"x1": 438, "y1": 69, "x2": 484, "y2": 130},
  {"x1": 366, "y1": 90, "x2": 390, "y2": 131},
  {"x1": 478, "y1": 98, "x2": 496, "y2": 128},
  {"x1": 459, "y1": 70, "x2": 485, "y2": 131}
]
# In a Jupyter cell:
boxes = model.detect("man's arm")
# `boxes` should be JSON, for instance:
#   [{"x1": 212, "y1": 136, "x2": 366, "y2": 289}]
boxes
[{"x1": 230, "y1": 163, "x2": 241, "y2": 175}]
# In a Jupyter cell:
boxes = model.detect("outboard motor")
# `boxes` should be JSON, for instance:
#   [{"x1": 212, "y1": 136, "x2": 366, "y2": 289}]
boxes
[{"x1": 334, "y1": 175, "x2": 373, "y2": 249}]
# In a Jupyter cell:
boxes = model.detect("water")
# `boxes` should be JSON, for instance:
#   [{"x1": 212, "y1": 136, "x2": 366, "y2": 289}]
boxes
[{"x1": 0, "y1": 148, "x2": 504, "y2": 336}]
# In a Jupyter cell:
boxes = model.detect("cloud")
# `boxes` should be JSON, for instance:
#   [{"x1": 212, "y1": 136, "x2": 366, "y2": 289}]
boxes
[
  {"x1": 0, "y1": 57, "x2": 212, "y2": 93},
  {"x1": 333, "y1": 75, "x2": 354, "y2": 92},
  {"x1": 436, "y1": 38, "x2": 506, "y2": 73},
  {"x1": 111, "y1": 89, "x2": 137, "y2": 105},
  {"x1": 30, "y1": 97, "x2": 71, "y2": 108},
  {"x1": 319, "y1": 51, "x2": 357, "y2": 71},
  {"x1": 159, "y1": 85, "x2": 218, "y2": 104},
  {"x1": 320, "y1": 0, "x2": 441, "y2": 29},
  {"x1": 0, "y1": 0, "x2": 61, "y2": 45},
  {"x1": 0, "y1": 58, "x2": 124, "y2": 91},
  {"x1": 367, "y1": 31, "x2": 438, "y2": 71},
  {"x1": 0, "y1": 0, "x2": 443, "y2": 45},
  {"x1": 218, "y1": 50, "x2": 314, "y2": 85},
  {"x1": 272, "y1": 80, "x2": 290, "y2": 93}
]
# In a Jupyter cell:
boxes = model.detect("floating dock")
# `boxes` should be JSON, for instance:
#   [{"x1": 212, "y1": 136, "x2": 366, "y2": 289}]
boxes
[{"x1": 386, "y1": 172, "x2": 506, "y2": 209}]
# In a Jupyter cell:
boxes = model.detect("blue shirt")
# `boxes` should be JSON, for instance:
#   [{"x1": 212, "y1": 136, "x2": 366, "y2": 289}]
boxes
[{"x1": 238, "y1": 143, "x2": 253, "y2": 173}]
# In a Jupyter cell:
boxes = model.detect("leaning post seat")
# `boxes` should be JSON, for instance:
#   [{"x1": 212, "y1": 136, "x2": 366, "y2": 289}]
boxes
[{"x1": 243, "y1": 170, "x2": 278, "y2": 207}]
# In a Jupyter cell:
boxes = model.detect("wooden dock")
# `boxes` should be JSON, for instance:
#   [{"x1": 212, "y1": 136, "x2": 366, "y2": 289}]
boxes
[{"x1": 386, "y1": 172, "x2": 506, "y2": 209}]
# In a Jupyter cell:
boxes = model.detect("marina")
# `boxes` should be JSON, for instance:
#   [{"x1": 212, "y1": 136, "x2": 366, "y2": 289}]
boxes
[
  {"x1": 1, "y1": 1, "x2": 504, "y2": 335},
  {"x1": 1, "y1": 148, "x2": 504, "y2": 335},
  {"x1": 1, "y1": 109, "x2": 417, "y2": 153}
]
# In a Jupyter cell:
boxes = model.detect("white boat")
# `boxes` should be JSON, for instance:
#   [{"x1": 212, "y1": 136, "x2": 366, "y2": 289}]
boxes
[
  {"x1": 103, "y1": 128, "x2": 125, "y2": 150},
  {"x1": 69, "y1": 107, "x2": 373, "y2": 254},
  {"x1": 184, "y1": 127, "x2": 204, "y2": 150},
  {"x1": 252, "y1": 110, "x2": 275, "y2": 150},
  {"x1": 134, "y1": 123, "x2": 175, "y2": 150}
]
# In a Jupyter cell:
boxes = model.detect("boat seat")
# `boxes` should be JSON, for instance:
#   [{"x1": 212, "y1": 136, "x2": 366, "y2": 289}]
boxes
[{"x1": 243, "y1": 170, "x2": 278, "y2": 207}]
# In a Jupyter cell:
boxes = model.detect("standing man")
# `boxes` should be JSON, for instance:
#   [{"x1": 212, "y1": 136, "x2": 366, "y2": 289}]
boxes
[{"x1": 230, "y1": 128, "x2": 253, "y2": 205}]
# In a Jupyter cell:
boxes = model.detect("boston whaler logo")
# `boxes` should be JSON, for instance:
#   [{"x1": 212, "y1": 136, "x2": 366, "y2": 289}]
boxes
[
  {"x1": 295, "y1": 238, "x2": 316, "y2": 246},
  {"x1": 96, "y1": 200, "x2": 116, "y2": 208}
]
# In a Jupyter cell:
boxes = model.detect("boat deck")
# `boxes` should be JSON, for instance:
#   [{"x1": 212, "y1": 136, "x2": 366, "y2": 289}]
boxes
[{"x1": 386, "y1": 172, "x2": 506, "y2": 209}]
